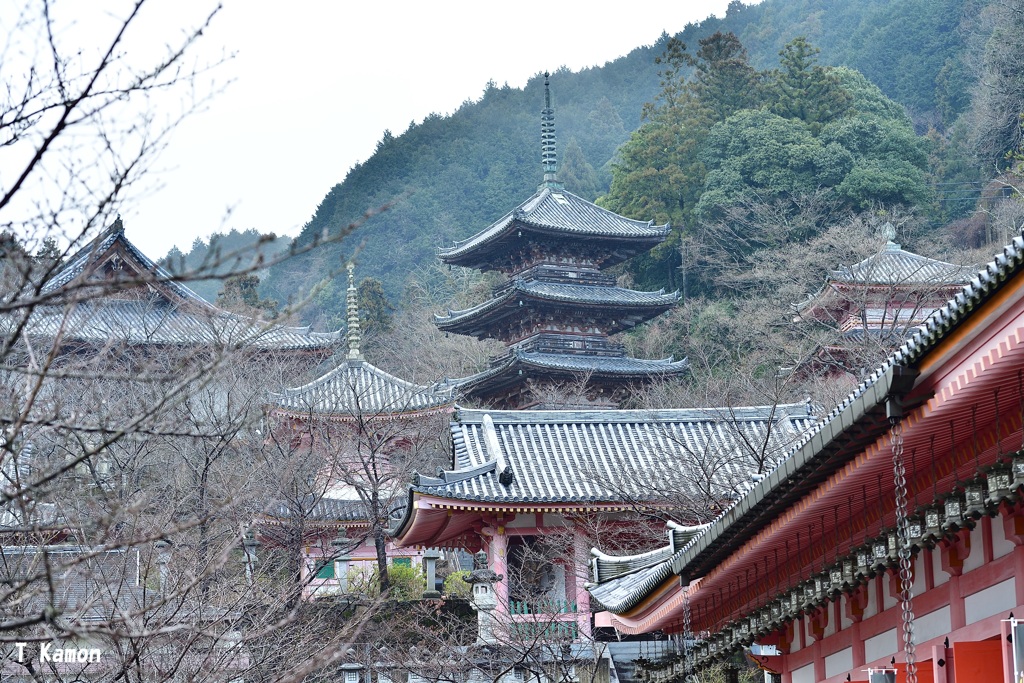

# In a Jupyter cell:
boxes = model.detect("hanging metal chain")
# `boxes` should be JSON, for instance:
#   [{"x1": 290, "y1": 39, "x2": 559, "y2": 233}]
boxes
[
  {"x1": 682, "y1": 590, "x2": 699, "y2": 683},
  {"x1": 891, "y1": 417, "x2": 917, "y2": 683}
]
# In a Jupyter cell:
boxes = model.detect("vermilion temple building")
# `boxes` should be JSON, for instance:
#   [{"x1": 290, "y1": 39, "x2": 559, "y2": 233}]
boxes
[
  {"x1": 392, "y1": 404, "x2": 816, "y2": 643},
  {"x1": 797, "y1": 228, "x2": 971, "y2": 375},
  {"x1": 590, "y1": 231, "x2": 1024, "y2": 682},
  {"x1": 436, "y1": 74, "x2": 687, "y2": 409}
]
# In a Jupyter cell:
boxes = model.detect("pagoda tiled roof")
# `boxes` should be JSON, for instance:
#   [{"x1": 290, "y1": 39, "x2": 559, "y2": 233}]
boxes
[
  {"x1": 404, "y1": 404, "x2": 817, "y2": 507},
  {"x1": 269, "y1": 359, "x2": 455, "y2": 419},
  {"x1": 22, "y1": 221, "x2": 341, "y2": 352},
  {"x1": 450, "y1": 349, "x2": 689, "y2": 395},
  {"x1": 434, "y1": 280, "x2": 679, "y2": 333},
  {"x1": 265, "y1": 496, "x2": 400, "y2": 524},
  {"x1": 588, "y1": 231, "x2": 1024, "y2": 617},
  {"x1": 830, "y1": 242, "x2": 972, "y2": 286},
  {"x1": 438, "y1": 187, "x2": 669, "y2": 268}
]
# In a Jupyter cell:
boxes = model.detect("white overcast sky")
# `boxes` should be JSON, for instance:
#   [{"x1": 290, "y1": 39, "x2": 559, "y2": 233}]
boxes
[{"x1": 62, "y1": 1, "x2": 751, "y2": 257}]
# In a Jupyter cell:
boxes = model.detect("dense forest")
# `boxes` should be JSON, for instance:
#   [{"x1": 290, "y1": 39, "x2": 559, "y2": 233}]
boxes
[{"x1": 167, "y1": 0, "x2": 1024, "y2": 405}]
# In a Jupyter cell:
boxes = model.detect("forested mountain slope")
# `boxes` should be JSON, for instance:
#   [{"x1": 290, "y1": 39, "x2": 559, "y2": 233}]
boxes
[{"x1": 248, "y1": 0, "x2": 978, "y2": 323}]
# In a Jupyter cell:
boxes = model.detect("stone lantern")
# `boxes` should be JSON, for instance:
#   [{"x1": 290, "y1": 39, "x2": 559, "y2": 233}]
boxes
[{"x1": 463, "y1": 550, "x2": 503, "y2": 645}]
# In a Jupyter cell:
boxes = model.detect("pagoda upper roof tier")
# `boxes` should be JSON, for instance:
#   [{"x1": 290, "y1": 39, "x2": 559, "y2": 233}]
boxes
[
  {"x1": 434, "y1": 280, "x2": 679, "y2": 338},
  {"x1": 438, "y1": 187, "x2": 669, "y2": 271},
  {"x1": 830, "y1": 241, "x2": 972, "y2": 286},
  {"x1": 22, "y1": 220, "x2": 341, "y2": 353},
  {"x1": 391, "y1": 403, "x2": 817, "y2": 547},
  {"x1": 269, "y1": 359, "x2": 455, "y2": 420}
]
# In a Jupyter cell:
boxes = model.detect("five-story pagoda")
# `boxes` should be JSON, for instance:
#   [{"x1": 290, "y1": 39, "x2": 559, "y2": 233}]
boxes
[{"x1": 436, "y1": 74, "x2": 687, "y2": 409}]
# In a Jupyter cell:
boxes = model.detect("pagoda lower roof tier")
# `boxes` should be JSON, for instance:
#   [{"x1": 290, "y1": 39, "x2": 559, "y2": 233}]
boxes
[
  {"x1": 438, "y1": 187, "x2": 669, "y2": 272},
  {"x1": 434, "y1": 280, "x2": 679, "y2": 339},
  {"x1": 448, "y1": 349, "x2": 688, "y2": 406}
]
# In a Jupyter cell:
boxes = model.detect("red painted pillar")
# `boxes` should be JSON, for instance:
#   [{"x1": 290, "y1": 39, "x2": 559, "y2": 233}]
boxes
[
  {"x1": 940, "y1": 528, "x2": 971, "y2": 631},
  {"x1": 809, "y1": 608, "x2": 828, "y2": 682},
  {"x1": 846, "y1": 585, "x2": 869, "y2": 669},
  {"x1": 572, "y1": 530, "x2": 592, "y2": 639},
  {"x1": 484, "y1": 525, "x2": 509, "y2": 614}
]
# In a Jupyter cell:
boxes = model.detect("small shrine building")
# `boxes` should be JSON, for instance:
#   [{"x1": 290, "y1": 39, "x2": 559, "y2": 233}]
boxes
[
  {"x1": 264, "y1": 265, "x2": 455, "y2": 598},
  {"x1": 797, "y1": 229, "x2": 972, "y2": 374}
]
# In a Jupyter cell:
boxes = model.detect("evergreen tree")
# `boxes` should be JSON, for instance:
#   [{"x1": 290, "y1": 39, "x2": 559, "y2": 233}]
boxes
[
  {"x1": 770, "y1": 37, "x2": 852, "y2": 134},
  {"x1": 560, "y1": 137, "x2": 601, "y2": 200},
  {"x1": 690, "y1": 32, "x2": 762, "y2": 123},
  {"x1": 216, "y1": 273, "x2": 279, "y2": 318},
  {"x1": 357, "y1": 277, "x2": 395, "y2": 336}
]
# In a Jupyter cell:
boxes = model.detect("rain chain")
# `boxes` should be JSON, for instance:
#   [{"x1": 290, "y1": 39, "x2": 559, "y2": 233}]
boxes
[
  {"x1": 683, "y1": 590, "x2": 697, "y2": 683},
  {"x1": 891, "y1": 416, "x2": 917, "y2": 683}
]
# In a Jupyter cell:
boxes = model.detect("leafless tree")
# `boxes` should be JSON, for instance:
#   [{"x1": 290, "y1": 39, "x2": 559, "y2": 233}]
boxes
[{"x1": 0, "y1": 2, "x2": 407, "y2": 681}]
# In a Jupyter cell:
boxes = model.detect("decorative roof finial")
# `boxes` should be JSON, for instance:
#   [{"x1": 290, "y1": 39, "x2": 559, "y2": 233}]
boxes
[
  {"x1": 345, "y1": 263, "x2": 362, "y2": 361},
  {"x1": 881, "y1": 222, "x2": 900, "y2": 250},
  {"x1": 540, "y1": 72, "x2": 563, "y2": 191}
]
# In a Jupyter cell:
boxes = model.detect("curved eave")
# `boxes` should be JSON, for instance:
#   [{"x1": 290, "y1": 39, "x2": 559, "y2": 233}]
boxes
[
  {"x1": 391, "y1": 491, "x2": 650, "y2": 548},
  {"x1": 437, "y1": 188, "x2": 669, "y2": 270},
  {"x1": 451, "y1": 353, "x2": 689, "y2": 398},
  {"x1": 439, "y1": 222, "x2": 668, "y2": 271},
  {"x1": 433, "y1": 285, "x2": 679, "y2": 335},
  {"x1": 267, "y1": 404, "x2": 453, "y2": 423}
]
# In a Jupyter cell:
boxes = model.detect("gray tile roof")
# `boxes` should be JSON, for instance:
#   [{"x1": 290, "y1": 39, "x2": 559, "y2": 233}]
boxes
[
  {"x1": 434, "y1": 281, "x2": 679, "y2": 331},
  {"x1": 22, "y1": 298, "x2": 341, "y2": 351},
  {"x1": 265, "y1": 496, "x2": 403, "y2": 523},
  {"x1": 451, "y1": 351, "x2": 690, "y2": 396},
  {"x1": 270, "y1": 359, "x2": 455, "y2": 417},
  {"x1": 408, "y1": 404, "x2": 817, "y2": 506},
  {"x1": 23, "y1": 221, "x2": 341, "y2": 352},
  {"x1": 438, "y1": 188, "x2": 669, "y2": 264},
  {"x1": 588, "y1": 231, "x2": 1024, "y2": 615},
  {"x1": 43, "y1": 219, "x2": 210, "y2": 303},
  {"x1": 830, "y1": 242, "x2": 972, "y2": 286},
  {"x1": 0, "y1": 545, "x2": 149, "y2": 624}
]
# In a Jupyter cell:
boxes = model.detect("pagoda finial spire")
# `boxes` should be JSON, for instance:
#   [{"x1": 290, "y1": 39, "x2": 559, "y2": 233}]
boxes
[
  {"x1": 345, "y1": 263, "x2": 362, "y2": 361},
  {"x1": 540, "y1": 72, "x2": 563, "y2": 191}
]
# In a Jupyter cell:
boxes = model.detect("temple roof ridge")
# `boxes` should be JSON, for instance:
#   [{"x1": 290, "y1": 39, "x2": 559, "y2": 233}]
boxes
[
  {"x1": 391, "y1": 400, "x2": 817, "y2": 544},
  {"x1": 25, "y1": 219, "x2": 341, "y2": 352},
  {"x1": 43, "y1": 217, "x2": 214, "y2": 307}
]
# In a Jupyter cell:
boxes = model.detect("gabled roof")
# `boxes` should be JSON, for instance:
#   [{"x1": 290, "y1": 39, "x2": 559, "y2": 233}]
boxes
[
  {"x1": 588, "y1": 231, "x2": 1024, "y2": 621},
  {"x1": 405, "y1": 404, "x2": 816, "y2": 507},
  {"x1": 22, "y1": 219, "x2": 341, "y2": 353},
  {"x1": 269, "y1": 359, "x2": 455, "y2": 419},
  {"x1": 434, "y1": 280, "x2": 679, "y2": 335},
  {"x1": 438, "y1": 187, "x2": 670, "y2": 270},
  {"x1": 830, "y1": 241, "x2": 972, "y2": 286},
  {"x1": 42, "y1": 218, "x2": 211, "y2": 304}
]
